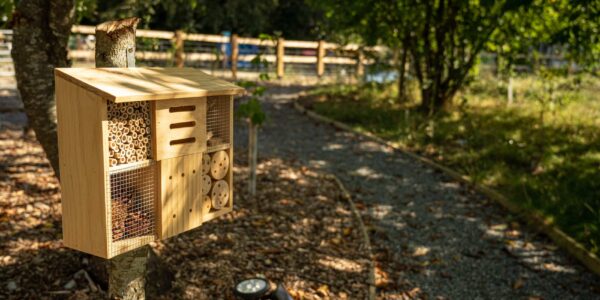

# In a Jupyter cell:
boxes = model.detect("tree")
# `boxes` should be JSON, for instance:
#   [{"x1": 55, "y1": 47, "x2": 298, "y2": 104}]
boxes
[
  {"x1": 11, "y1": 0, "x2": 76, "y2": 177},
  {"x1": 78, "y1": 0, "x2": 323, "y2": 39},
  {"x1": 317, "y1": 0, "x2": 531, "y2": 114},
  {"x1": 236, "y1": 39, "x2": 269, "y2": 197},
  {"x1": 488, "y1": 0, "x2": 600, "y2": 104}
]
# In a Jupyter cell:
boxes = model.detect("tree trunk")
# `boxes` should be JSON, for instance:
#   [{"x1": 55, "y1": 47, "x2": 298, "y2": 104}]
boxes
[
  {"x1": 95, "y1": 18, "x2": 139, "y2": 68},
  {"x1": 11, "y1": 0, "x2": 75, "y2": 178},
  {"x1": 419, "y1": 77, "x2": 455, "y2": 115},
  {"x1": 397, "y1": 47, "x2": 408, "y2": 102},
  {"x1": 94, "y1": 18, "x2": 173, "y2": 300}
]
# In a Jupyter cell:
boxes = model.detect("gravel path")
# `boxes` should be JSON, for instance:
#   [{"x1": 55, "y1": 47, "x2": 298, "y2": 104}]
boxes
[{"x1": 234, "y1": 85, "x2": 600, "y2": 299}]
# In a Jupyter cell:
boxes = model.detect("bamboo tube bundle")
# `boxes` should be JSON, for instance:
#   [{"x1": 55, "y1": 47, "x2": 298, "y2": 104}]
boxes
[{"x1": 107, "y1": 101, "x2": 152, "y2": 166}]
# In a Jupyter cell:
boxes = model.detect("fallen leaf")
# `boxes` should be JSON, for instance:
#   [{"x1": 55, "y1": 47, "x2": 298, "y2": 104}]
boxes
[{"x1": 513, "y1": 278, "x2": 524, "y2": 290}]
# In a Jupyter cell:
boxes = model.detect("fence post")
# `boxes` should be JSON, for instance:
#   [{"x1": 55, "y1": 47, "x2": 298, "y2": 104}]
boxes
[
  {"x1": 356, "y1": 49, "x2": 364, "y2": 79},
  {"x1": 174, "y1": 30, "x2": 185, "y2": 68},
  {"x1": 230, "y1": 34, "x2": 238, "y2": 80},
  {"x1": 276, "y1": 37, "x2": 285, "y2": 79},
  {"x1": 317, "y1": 40, "x2": 325, "y2": 78}
]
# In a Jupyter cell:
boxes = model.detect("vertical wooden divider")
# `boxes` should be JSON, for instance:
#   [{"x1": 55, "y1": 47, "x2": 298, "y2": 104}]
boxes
[
  {"x1": 230, "y1": 34, "x2": 239, "y2": 80},
  {"x1": 174, "y1": 30, "x2": 185, "y2": 68},
  {"x1": 276, "y1": 37, "x2": 285, "y2": 79},
  {"x1": 317, "y1": 40, "x2": 325, "y2": 78},
  {"x1": 356, "y1": 49, "x2": 364, "y2": 79}
]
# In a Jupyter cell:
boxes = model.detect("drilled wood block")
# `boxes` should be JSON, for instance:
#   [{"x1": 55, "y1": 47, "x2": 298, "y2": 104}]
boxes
[
  {"x1": 211, "y1": 180, "x2": 229, "y2": 210},
  {"x1": 210, "y1": 150, "x2": 229, "y2": 180},
  {"x1": 158, "y1": 153, "x2": 204, "y2": 239}
]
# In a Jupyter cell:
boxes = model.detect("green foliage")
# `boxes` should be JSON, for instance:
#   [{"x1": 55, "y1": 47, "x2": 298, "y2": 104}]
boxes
[
  {"x1": 236, "y1": 98, "x2": 266, "y2": 126},
  {"x1": 0, "y1": 0, "x2": 14, "y2": 27},
  {"x1": 527, "y1": 67, "x2": 582, "y2": 123},
  {"x1": 236, "y1": 81, "x2": 266, "y2": 126},
  {"x1": 235, "y1": 33, "x2": 273, "y2": 126},
  {"x1": 489, "y1": 0, "x2": 600, "y2": 75},
  {"x1": 316, "y1": 0, "x2": 600, "y2": 112},
  {"x1": 309, "y1": 76, "x2": 600, "y2": 254},
  {"x1": 78, "y1": 0, "x2": 322, "y2": 39},
  {"x1": 316, "y1": 0, "x2": 533, "y2": 113},
  {"x1": 1, "y1": 0, "x2": 96, "y2": 27}
]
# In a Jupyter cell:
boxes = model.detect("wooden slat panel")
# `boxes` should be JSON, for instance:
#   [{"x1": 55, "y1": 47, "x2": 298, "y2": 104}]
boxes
[
  {"x1": 56, "y1": 77, "x2": 110, "y2": 258},
  {"x1": 237, "y1": 37, "x2": 276, "y2": 47},
  {"x1": 55, "y1": 68, "x2": 245, "y2": 103},
  {"x1": 153, "y1": 97, "x2": 207, "y2": 160},
  {"x1": 185, "y1": 33, "x2": 228, "y2": 43},
  {"x1": 167, "y1": 125, "x2": 199, "y2": 141},
  {"x1": 185, "y1": 52, "x2": 218, "y2": 61},
  {"x1": 284, "y1": 40, "x2": 319, "y2": 49},
  {"x1": 158, "y1": 153, "x2": 203, "y2": 239},
  {"x1": 71, "y1": 25, "x2": 95, "y2": 34},
  {"x1": 137, "y1": 29, "x2": 174, "y2": 39}
]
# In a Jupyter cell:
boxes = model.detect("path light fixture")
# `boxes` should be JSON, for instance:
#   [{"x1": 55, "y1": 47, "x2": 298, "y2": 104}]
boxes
[{"x1": 233, "y1": 278, "x2": 292, "y2": 300}]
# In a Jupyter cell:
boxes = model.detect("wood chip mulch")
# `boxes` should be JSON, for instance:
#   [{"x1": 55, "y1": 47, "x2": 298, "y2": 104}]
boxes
[
  {"x1": 0, "y1": 128, "x2": 371, "y2": 299},
  {"x1": 156, "y1": 155, "x2": 371, "y2": 299}
]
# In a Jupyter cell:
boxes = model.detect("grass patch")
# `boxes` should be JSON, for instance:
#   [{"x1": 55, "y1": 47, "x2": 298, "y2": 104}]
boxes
[{"x1": 304, "y1": 75, "x2": 600, "y2": 254}]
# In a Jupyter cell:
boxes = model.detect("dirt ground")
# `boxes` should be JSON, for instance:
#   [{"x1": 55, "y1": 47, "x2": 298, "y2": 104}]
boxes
[{"x1": 0, "y1": 127, "x2": 371, "y2": 299}]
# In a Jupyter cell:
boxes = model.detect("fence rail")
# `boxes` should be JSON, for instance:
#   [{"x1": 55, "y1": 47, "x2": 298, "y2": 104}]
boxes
[
  {"x1": 0, "y1": 25, "x2": 382, "y2": 79},
  {"x1": 0, "y1": 25, "x2": 571, "y2": 79},
  {"x1": 69, "y1": 25, "x2": 378, "y2": 79}
]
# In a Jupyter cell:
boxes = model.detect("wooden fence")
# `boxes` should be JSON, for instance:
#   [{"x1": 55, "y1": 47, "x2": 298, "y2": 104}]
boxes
[
  {"x1": 0, "y1": 25, "x2": 574, "y2": 79},
  {"x1": 0, "y1": 25, "x2": 385, "y2": 78},
  {"x1": 69, "y1": 25, "x2": 384, "y2": 79},
  {"x1": 0, "y1": 30, "x2": 13, "y2": 77}
]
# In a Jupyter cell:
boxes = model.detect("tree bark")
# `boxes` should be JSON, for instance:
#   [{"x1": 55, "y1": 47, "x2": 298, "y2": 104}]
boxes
[
  {"x1": 93, "y1": 18, "x2": 173, "y2": 300},
  {"x1": 11, "y1": 0, "x2": 75, "y2": 178},
  {"x1": 95, "y1": 18, "x2": 139, "y2": 68}
]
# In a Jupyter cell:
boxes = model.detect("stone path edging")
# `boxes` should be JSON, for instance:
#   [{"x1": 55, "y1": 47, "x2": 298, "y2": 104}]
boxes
[{"x1": 294, "y1": 100, "x2": 600, "y2": 277}]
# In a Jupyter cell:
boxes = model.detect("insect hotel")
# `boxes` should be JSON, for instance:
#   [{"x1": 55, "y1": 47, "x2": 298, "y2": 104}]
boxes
[{"x1": 55, "y1": 68, "x2": 244, "y2": 258}]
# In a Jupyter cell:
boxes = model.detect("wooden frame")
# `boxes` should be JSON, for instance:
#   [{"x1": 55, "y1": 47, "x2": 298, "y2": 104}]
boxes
[
  {"x1": 56, "y1": 76, "x2": 111, "y2": 258},
  {"x1": 56, "y1": 68, "x2": 242, "y2": 258}
]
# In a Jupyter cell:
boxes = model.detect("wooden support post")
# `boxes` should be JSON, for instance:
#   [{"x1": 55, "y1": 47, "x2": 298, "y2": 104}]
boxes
[
  {"x1": 230, "y1": 34, "x2": 239, "y2": 80},
  {"x1": 174, "y1": 30, "x2": 185, "y2": 68},
  {"x1": 248, "y1": 122, "x2": 257, "y2": 196},
  {"x1": 316, "y1": 40, "x2": 325, "y2": 78},
  {"x1": 94, "y1": 17, "x2": 173, "y2": 299},
  {"x1": 276, "y1": 37, "x2": 285, "y2": 79},
  {"x1": 356, "y1": 49, "x2": 364, "y2": 79}
]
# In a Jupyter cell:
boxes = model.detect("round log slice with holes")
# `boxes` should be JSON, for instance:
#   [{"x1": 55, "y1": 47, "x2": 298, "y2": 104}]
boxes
[
  {"x1": 202, "y1": 174, "x2": 212, "y2": 195},
  {"x1": 202, "y1": 153, "x2": 211, "y2": 174},
  {"x1": 210, "y1": 150, "x2": 229, "y2": 180},
  {"x1": 202, "y1": 195, "x2": 212, "y2": 214},
  {"x1": 211, "y1": 180, "x2": 229, "y2": 209}
]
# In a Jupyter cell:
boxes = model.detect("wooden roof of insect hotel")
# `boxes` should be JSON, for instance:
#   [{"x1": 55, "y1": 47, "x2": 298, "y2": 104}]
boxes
[{"x1": 55, "y1": 67, "x2": 245, "y2": 103}]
